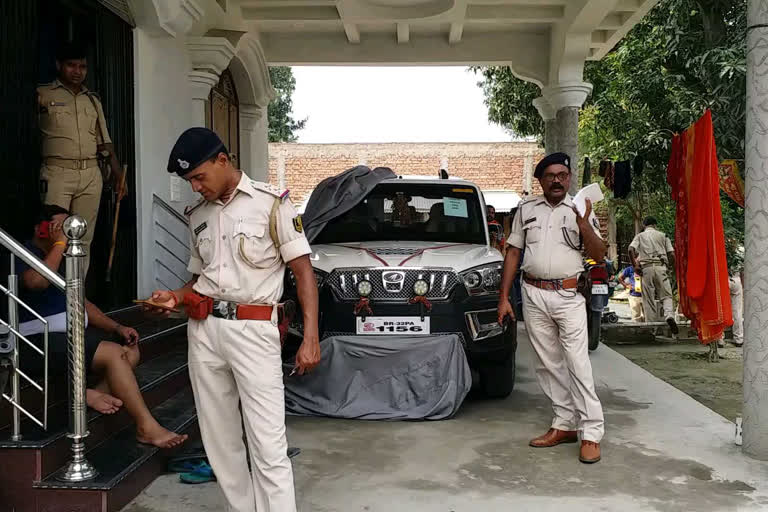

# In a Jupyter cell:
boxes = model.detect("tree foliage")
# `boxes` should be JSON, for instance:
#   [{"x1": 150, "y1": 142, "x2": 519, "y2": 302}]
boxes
[
  {"x1": 268, "y1": 67, "x2": 307, "y2": 143},
  {"x1": 473, "y1": 0, "x2": 746, "y2": 266}
]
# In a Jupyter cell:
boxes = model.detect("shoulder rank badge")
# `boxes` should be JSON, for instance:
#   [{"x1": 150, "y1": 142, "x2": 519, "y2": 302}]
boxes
[{"x1": 293, "y1": 216, "x2": 303, "y2": 233}]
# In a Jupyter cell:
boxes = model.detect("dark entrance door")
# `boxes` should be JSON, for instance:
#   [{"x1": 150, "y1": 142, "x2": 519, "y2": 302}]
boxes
[{"x1": 0, "y1": 0, "x2": 136, "y2": 310}]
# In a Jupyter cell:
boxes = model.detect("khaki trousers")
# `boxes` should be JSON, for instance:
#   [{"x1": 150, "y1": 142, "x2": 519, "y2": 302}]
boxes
[
  {"x1": 640, "y1": 265, "x2": 674, "y2": 322},
  {"x1": 188, "y1": 315, "x2": 296, "y2": 512},
  {"x1": 522, "y1": 282, "x2": 605, "y2": 442},
  {"x1": 730, "y1": 278, "x2": 744, "y2": 345},
  {"x1": 40, "y1": 164, "x2": 102, "y2": 276},
  {"x1": 628, "y1": 295, "x2": 644, "y2": 322}
]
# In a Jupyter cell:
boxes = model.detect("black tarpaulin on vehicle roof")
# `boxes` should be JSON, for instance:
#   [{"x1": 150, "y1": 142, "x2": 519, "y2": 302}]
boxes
[
  {"x1": 283, "y1": 334, "x2": 471, "y2": 420},
  {"x1": 302, "y1": 165, "x2": 397, "y2": 243}
]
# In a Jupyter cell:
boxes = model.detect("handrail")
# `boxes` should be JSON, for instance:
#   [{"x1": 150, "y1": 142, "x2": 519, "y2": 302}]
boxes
[
  {"x1": 0, "y1": 227, "x2": 65, "y2": 291},
  {"x1": 153, "y1": 193, "x2": 189, "y2": 226}
]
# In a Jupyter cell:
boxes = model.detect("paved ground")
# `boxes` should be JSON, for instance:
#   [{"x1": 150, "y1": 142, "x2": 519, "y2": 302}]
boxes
[{"x1": 124, "y1": 326, "x2": 768, "y2": 512}]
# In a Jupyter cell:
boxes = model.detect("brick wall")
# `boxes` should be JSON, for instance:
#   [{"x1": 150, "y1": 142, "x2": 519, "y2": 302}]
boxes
[{"x1": 268, "y1": 142, "x2": 544, "y2": 205}]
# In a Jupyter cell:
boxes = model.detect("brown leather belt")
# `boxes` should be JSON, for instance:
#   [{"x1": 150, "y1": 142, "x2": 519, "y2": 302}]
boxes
[
  {"x1": 45, "y1": 157, "x2": 99, "y2": 170},
  {"x1": 524, "y1": 275, "x2": 579, "y2": 291}
]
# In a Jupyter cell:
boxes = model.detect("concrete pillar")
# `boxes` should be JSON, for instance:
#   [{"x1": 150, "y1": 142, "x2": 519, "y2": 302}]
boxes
[
  {"x1": 542, "y1": 82, "x2": 592, "y2": 196},
  {"x1": 743, "y1": 0, "x2": 768, "y2": 461},
  {"x1": 532, "y1": 97, "x2": 557, "y2": 155},
  {"x1": 239, "y1": 104, "x2": 265, "y2": 179},
  {"x1": 188, "y1": 70, "x2": 218, "y2": 126}
]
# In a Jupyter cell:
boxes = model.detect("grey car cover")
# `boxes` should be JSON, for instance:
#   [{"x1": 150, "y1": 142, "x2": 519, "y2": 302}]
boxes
[
  {"x1": 302, "y1": 165, "x2": 397, "y2": 243},
  {"x1": 284, "y1": 334, "x2": 471, "y2": 420}
]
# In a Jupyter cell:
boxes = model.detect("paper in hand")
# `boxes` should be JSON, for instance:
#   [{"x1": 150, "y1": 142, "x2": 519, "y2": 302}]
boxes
[{"x1": 573, "y1": 183, "x2": 604, "y2": 217}]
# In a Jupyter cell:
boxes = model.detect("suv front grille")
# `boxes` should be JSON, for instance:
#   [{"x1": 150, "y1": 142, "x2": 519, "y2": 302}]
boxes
[{"x1": 328, "y1": 267, "x2": 461, "y2": 302}]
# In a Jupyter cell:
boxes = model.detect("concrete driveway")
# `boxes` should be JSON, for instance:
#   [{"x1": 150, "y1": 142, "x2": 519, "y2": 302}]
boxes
[{"x1": 124, "y1": 326, "x2": 768, "y2": 512}]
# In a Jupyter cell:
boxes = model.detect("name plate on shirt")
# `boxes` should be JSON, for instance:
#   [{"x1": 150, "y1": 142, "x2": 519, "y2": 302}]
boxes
[
  {"x1": 591, "y1": 284, "x2": 609, "y2": 295},
  {"x1": 356, "y1": 317, "x2": 430, "y2": 335}
]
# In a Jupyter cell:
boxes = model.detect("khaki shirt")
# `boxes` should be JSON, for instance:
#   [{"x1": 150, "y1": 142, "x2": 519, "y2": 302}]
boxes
[
  {"x1": 629, "y1": 226, "x2": 673, "y2": 267},
  {"x1": 507, "y1": 195, "x2": 601, "y2": 280},
  {"x1": 186, "y1": 172, "x2": 312, "y2": 304},
  {"x1": 37, "y1": 80, "x2": 112, "y2": 160}
]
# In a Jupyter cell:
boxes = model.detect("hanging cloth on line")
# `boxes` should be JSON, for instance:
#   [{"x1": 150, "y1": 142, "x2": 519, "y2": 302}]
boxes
[
  {"x1": 613, "y1": 160, "x2": 632, "y2": 199},
  {"x1": 667, "y1": 109, "x2": 732, "y2": 343}
]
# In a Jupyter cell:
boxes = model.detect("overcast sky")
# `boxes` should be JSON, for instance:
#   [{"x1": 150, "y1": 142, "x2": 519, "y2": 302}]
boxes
[{"x1": 290, "y1": 67, "x2": 515, "y2": 144}]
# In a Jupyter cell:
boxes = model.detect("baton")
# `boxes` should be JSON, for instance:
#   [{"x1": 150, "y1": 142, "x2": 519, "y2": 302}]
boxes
[{"x1": 106, "y1": 164, "x2": 128, "y2": 282}]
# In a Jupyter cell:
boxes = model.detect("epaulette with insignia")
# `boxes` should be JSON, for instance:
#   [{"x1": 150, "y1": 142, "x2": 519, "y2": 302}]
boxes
[
  {"x1": 184, "y1": 198, "x2": 205, "y2": 216},
  {"x1": 250, "y1": 180, "x2": 289, "y2": 200}
]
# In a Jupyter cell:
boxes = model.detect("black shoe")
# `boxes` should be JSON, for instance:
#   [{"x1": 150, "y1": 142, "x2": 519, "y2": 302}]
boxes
[
  {"x1": 666, "y1": 317, "x2": 679, "y2": 335},
  {"x1": 287, "y1": 446, "x2": 301, "y2": 458}
]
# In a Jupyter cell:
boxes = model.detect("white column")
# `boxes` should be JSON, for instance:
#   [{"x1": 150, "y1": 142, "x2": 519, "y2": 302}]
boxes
[
  {"x1": 542, "y1": 82, "x2": 592, "y2": 195},
  {"x1": 188, "y1": 71, "x2": 218, "y2": 126},
  {"x1": 239, "y1": 105, "x2": 269, "y2": 181},
  {"x1": 532, "y1": 97, "x2": 557, "y2": 155},
  {"x1": 743, "y1": 0, "x2": 768, "y2": 461}
]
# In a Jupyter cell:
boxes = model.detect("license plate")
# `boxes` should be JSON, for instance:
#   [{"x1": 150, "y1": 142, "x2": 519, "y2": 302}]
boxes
[
  {"x1": 356, "y1": 316, "x2": 430, "y2": 335},
  {"x1": 591, "y1": 284, "x2": 609, "y2": 295}
]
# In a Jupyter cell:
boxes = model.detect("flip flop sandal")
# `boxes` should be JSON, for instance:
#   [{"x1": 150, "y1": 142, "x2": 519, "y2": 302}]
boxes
[
  {"x1": 167, "y1": 453, "x2": 208, "y2": 473},
  {"x1": 287, "y1": 446, "x2": 301, "y2": 459},
  {"x1": 180, "y1": 462, "x2": 216, "y2": 484}
]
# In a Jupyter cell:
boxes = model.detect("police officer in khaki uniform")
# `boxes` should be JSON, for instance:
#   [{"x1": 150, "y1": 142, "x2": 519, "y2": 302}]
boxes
[
  {"x1": 37, "y1": 42, "x2": 126, "y2": 276},
  {"x1": 147, "y1": 128, "x2": 320, "y2": 512},
  {"x1": 498, "y1": 153, "x2": 605, "y2": 464},
  {"x1": 629, "y1": 217, "x2": 678, "y2": 334}
]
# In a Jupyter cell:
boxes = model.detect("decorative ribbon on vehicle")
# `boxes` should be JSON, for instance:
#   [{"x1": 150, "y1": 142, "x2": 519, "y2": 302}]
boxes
[
  {"x1": 354, "y1": 297, "x2": 373, "y2": 316},
  {"x1": 397, "y1": 244, "x2": 470, "y2": 266},
  {"x1": 409, "y1": 295, "x2": 433, "y2": 312}
]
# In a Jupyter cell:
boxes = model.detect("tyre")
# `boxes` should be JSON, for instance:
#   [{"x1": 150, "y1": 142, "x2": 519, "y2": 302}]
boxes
[
  {"x1": 607, "y1": 312, "x2": 619, "y2": 324},
  {"x1": 588, "y1": 310, "x2": 602, "y2": 351},
  {"x1": 478, "y1": 354, "x2": 516, "y2": 398}
]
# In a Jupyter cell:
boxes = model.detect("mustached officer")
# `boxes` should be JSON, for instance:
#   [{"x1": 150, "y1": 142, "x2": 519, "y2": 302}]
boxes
[
  {"x1": 497, "y1": 152, "x2": 606, "y2": 464},
  {"x1": 147, "y1": 128, "x2": 320, "y2": 512}
]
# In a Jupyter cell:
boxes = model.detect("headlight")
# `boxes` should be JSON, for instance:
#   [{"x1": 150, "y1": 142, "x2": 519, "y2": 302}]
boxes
[
  {"x1": 357, "y1": 280, "x2": 373, "y2": 297},
  {"x1": 460, "y1": 263, "x2": 502, "y2": 296},
  {"x1": 413, "y1": 279, "x2": 430, "y2": 296}
]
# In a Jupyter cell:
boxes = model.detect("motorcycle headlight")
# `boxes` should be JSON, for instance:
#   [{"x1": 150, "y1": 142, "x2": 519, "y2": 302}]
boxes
[{"x1": 460, "y1": 263, "x2": 502, "y2": 296}]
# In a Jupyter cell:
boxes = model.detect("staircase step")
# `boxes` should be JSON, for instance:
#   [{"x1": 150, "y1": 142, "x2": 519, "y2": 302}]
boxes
[
  {"x1": 34, "y1": 388, "x2": 198, "y2": 512},
  {"x1": 0, "y1": 316, "x2": 187, "y2": 430}
]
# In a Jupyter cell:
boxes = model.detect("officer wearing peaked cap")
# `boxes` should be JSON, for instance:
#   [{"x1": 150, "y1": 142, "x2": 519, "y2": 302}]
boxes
[
  {"x1": 146, "y1": 127, "x2": 320, "y2": 512},
  {"x1": 498, "y1": 152, "x2": 607, "y2": 464}
]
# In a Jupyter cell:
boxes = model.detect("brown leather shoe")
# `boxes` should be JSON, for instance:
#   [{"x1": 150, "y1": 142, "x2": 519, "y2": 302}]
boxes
[
  {"x1": 579, "y1": 441, "x2": 601, "y2": 463},
  {"x1": 529, "y1": 428, "x2": 578, "y2": 448}
]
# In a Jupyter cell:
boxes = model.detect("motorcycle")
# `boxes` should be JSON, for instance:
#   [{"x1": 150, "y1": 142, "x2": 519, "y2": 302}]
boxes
[{"x1": 584, "y1": 259, "x2": 612, "y2": 351}]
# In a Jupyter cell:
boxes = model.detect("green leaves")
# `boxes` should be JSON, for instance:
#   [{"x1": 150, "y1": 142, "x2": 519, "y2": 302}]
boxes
[
  {"x1": 268, "y1": 67, "x2": 307, "y2": 143},
  {"x1": 473, "y1": 0, "x2": 745, "y2": 263}
]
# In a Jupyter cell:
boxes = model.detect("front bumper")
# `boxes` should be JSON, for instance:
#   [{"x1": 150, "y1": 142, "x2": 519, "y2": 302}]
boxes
[{"x1": 283, "y1": 286, "x2": 516, "y2": 367}]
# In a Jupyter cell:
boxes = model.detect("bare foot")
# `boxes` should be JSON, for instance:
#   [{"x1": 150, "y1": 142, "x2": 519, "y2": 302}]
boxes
[
  {"x1": 137, "y1": 423, "x2": 189, "y2": 448},
  {"x1": 86, "y1": 389, "x2": 123, "y2": 414}
]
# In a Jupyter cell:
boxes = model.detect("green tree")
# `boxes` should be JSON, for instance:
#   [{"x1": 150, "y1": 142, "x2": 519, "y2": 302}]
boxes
[
  {"x1": 268, "y1": 67, "x2": 307, "y2": 142},
  {"x1": 473, "y1": 0, "x2": 746, "y2": 266}
]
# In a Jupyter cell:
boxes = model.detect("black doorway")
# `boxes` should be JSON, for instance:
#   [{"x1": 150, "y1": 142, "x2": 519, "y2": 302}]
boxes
[{"x1": 0, "y1": 0, "x2": 136, "y2": 310}]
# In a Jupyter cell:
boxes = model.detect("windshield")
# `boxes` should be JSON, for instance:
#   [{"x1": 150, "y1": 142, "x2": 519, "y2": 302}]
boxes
[{"x1": 314, "y1": 182, "x2": 487, "y2": 244}]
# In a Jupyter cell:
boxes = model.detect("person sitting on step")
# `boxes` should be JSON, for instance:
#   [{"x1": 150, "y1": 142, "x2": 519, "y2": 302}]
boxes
[{"x1": 16, "y1": 204, "x2": 188, "y2": 448}]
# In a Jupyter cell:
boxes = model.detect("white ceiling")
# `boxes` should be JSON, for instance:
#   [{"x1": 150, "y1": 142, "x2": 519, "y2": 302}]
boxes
[{"x1": 231, "y1": 0, "x2": 658, "y2": 85}]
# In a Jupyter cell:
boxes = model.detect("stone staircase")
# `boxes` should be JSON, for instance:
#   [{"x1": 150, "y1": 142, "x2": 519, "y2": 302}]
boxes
[{"x1": 0, "y1": 306, "x2": 197, "y2": 512}]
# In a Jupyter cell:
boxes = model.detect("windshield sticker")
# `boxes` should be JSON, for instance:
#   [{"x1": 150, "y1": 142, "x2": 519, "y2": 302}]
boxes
[
  {"x1": 451, "y1": 188, "x2": 474, "y2": 194},
  {"x1": 443, "y1": 197, "x2": 468, "y2": 217}
]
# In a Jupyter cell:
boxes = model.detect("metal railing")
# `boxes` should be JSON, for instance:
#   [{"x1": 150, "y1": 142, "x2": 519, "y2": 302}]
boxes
[{"x1": 0, "y1": 216, "x2": 97, "y2": 481}]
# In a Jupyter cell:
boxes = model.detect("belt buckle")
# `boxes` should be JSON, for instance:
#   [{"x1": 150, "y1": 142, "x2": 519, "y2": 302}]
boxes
[
  {"x1": 80, "y1": 160, "x2": 87, "y2": 170},
  {"x1": 216, "y1": 300, "x2": 237, "y2": 320}
]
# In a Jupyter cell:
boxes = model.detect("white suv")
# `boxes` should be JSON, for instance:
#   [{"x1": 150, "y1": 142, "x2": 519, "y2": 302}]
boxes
[{"x1": 284, "y1": 176, "x2": 517, "y2": 397}]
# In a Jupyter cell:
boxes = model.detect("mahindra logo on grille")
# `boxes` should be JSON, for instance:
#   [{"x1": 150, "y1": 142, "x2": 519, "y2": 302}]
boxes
[{"x1": 382, "y1": 271, "x2": 406, "y2": 292}]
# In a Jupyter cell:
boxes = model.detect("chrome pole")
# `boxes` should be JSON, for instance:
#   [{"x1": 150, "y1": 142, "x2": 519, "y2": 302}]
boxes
[
  {"x1": 8, "y1": 254, "x2": 20, "y2": 441},
  {"x1": 58, "y1": 216, "x2": 97, "y2": 482}
]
